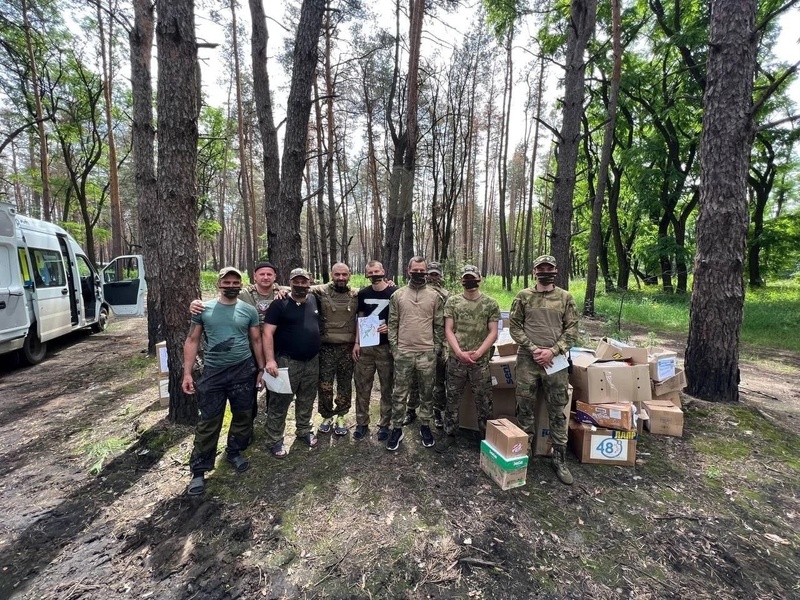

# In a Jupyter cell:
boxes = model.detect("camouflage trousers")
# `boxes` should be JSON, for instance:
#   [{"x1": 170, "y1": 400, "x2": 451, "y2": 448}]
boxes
[
  {"x1": 190, "y1": 357, "x2": 256, "y2": 474},
  {"x1": 317, "y1": 343, "x2": 354, "y2": 419},
  {"x1": 407, "y1": 350, "x2": 446, "y2": 413},
  {"x1": 514, "y1": 352, "x2": 569, "y2": 447},
  {"x1": 264, "y1": 355, "x2": 318, "y2": 448},
  {"x1": 391, "y1": 348, "x2": 436, "y2": 428},
  {"x1": 354, "y1": 344, "x2": 393, "y2": 427},
  {"x1": 444, "y1": 356, "x2": 493, "y2": 436}
]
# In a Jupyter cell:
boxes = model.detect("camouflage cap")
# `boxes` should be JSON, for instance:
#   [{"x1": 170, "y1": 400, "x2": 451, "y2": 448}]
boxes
[
  {"x1": 427, "y1": 261, "x2": 443, "y2": 275},
  {"x1": 533, "y1": 255, "x2": 557, "y2": 269},
  {"x1": 289, "y1": 267, "x2": 311, "y2": 280},
  {"x1": 218, "y1": 266, "x2": 243, "y2": 280},
  {"x1": 461, "y1": 265, "x2": 481, "y2": 279}
]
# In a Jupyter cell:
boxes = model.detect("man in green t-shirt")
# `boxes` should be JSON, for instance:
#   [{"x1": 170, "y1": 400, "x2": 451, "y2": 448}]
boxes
[
  {"x1": 182, "y1": 267, "x2": 264, "y2": 496},
  {"x1": 436, "y1": 265, "x2": 500, "y2": 452}
]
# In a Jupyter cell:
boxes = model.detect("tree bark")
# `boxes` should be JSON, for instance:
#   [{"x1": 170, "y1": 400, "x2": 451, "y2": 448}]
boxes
[
  {"x1": 549, "y1": 0, "x2": 597, "y2": 289},
  {"x1": 269, "y1": 0, "x2": 325, "y2": 283},
  {"x1": 685, "y1": 0, "x2": 757, "y2": 403},
  {"x1": 156, "y1": 0, "x2": 201, "y2": 424}
]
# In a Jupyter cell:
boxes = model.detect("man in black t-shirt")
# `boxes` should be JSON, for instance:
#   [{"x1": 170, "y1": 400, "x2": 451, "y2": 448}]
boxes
[
  {"x1": 352, "y1": 260, "x2": 398, "y2": 441},
  {"x1": 262, "y1": 268, "x2": 322, "y2": 458}
]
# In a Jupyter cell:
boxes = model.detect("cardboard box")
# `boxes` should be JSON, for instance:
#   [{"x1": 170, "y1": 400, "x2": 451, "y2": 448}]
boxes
[
  {"x1": 568, "y1": 418, "x2": 638, "y2": 466},
  {"x1": 595, "y1": 337, "x2": 648, "y2": 364},
  {"x1": 648, "y1": 349, "x2": 677, "y2": 382},
  {"x1": 489, "y1": 354, "x2": 517, "y2": 388},
  {"x1": 480, "y1": 440, "x2": 528, "y2": 490},
  {"x1": 533, "y1": 388, "x2": 571, "y2": 456},
  {"x1": 570, "y1": 353, "x2": 651, "y2": 405},
  {"x1": 644, "y1": 400, "x2": 684, "y2": 436},
  {"x1": 494, "y1": 341, "x2": 519, "y2": 357},
  {"x1": 498, "y1": 311, "x2": 510, "y2": 331},
  {"x1": 652, "y1": 389, "x2": 681, "y2": 407},
  {"x1": 156, "y1": 341, "x2": 169, "y2": 374},
  {"x1": 486, "y1": 418, "x2": 528, "y2": 459},
  {"x1": 575, "y1": 401, "x2": 637, "y2": 431},
  {"x1": 158, "y1": 375, "x2": 169, "y2": 407},
  {"x1": 651, "y1": 368, "x2": 686, "y2": 396},
  {"x1": 458, "y1": 386, "x2": 516, "y2": 431}
]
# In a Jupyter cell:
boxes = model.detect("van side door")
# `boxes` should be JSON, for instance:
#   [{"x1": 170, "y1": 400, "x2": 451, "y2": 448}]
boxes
[
  {"x1": 0, "y1": 206, "x2": 30, "y2": 346},
  {"x1": 102, "y1": 255, "x2": 146, "y2": 316}
]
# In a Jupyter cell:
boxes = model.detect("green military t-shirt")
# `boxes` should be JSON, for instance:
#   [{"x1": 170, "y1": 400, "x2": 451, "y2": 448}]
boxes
[
  {"x1": 444, "y1": 292, "x2": 501, "y2": 359},
  {"x1": 191, "y1": 299, "x2": 259, "y2": 368}
]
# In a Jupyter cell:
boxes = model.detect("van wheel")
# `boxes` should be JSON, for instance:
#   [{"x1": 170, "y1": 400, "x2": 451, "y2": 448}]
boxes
[
  {"x1": 21, "y1": 327, "x2": 47, "y2": 365},
  {"x1": 91, "y1": 306, "x2": 109, "y2": 333}
]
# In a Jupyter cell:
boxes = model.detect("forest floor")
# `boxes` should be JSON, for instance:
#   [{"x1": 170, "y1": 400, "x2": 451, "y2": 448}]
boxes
[{"x1": 0, "y1": 315, "x2": 798, "y2": 600}]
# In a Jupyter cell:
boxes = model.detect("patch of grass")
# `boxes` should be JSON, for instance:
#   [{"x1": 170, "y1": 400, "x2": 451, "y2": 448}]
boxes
[
  {"x1": 691, "y1": 436, "x2": 751, "y2": 460},
  {"x1": 126, "y1": 354, "x2": 154, "y2": 371},
  {"x1": 81, "y1": 436, "x2": 131, "y2": 475}
]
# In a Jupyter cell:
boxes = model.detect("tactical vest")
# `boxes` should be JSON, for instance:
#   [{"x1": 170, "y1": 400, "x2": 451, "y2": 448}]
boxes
[{"x1": 317, "y1": 283, "x2": 358, "y2": 344}]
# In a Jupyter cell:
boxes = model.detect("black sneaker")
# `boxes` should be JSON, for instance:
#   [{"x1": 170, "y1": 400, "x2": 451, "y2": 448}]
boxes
[
  {"x1": 377, "y1": 425, "x2": 390, "y2": 441},
  {"x1": 420, "y1": 425, "x2": 435, "y2": 448},
  {"x1": 433, "y1": 409, "x2": 444, "y2": 429},
  {"x1": 402, "y1": 409, "x2": 417, "y2": 426},
  {"x1": 386, "y1": 428, "x2": 404, "y2": 451},
  {"x1": 353, "y1": 425, "x2": 369, "y2": 441}
]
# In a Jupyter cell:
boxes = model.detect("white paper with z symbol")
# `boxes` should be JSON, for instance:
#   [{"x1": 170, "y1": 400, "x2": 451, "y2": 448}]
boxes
[{"x1": 263, "y1": 367, "x2": 292, "y2": 394}]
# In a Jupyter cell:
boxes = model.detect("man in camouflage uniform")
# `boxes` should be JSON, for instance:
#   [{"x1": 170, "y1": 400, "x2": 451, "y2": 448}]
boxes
[
  {"x1": 386, "y1": 256, "x2": 445, "y2": 451},
  {"x1": 262, "y1": 268, "x2": 322, "y2": 458},
  {"x1": 509, "y1": 255, "x2": 579, "y2": 485},
  {"x1": 436, "y1": 265, "x2": 500, "y2": 452},
  {"x1": 312, "y1": 263, "x2": 359, "y2": 436},
  {"x1": 404, "y1": 261, "x2": 449, "y2": 428},
  {"x1": 352, "y1": 260, "x2": 397, "y2": 441}
]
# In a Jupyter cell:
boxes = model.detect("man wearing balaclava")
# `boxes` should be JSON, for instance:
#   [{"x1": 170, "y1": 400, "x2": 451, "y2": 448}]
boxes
[{"x1": 509, "y1": 255, "x2": 579, "y2": 485}]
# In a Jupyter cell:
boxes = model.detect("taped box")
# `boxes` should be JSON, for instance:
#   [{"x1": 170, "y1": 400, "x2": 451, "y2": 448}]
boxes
[
  {"x1": 575, "y1": 400, "x2": 637, "y2": 431},
  {"x1": 644, "y1": 400, "x2": 684, "y2": 437},
  {"x1": 569, "y1": 353, "x2": 651, "y2": 405},
  {"x1": 156, "y1": 340, "x2": 169, "y2": 374},
  {"x1": 489, "y1": 354, "x2": 517, "y2": 388},
  {"x1": 158, "y1": 375, "x2": 169, "y2": 407},
  {"x1": 568, "y1": 417, "x2": 638, "y2": 466},
  {"x1": 479, "y1": 440, "x2": 528, "y2": 490},
  {"x1": 648, "y1": 349, "x2": 677, "y2": 382},
  {"x1": 595, "y1": 337, "x2": 648, "y2": 364},
  {"x1": 651, "y1": 389, "x2": 681, "y2": 408},
  {"x1": 651, "y1": 368, "x2": 687, "y2": 396},
  {"x1": 486, "y1": 418, "x2": 528, "y2": 459},
  {"x1": 494, "y1": 329, "x2": 519, "y2": 356}
]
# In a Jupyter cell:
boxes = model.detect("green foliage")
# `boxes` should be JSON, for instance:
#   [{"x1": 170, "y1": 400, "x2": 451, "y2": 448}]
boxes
[
  {"x1": 198, "y1": 219, "x2": 222, "y2": 241},
  {"x1": 82, "y1": 437, "x2": 131, "y2": 475}
]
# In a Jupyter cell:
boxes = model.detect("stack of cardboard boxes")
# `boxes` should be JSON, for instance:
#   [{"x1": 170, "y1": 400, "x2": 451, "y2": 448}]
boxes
[
  {"x1": 567, "y1": 337, "x2": 686, "y2": 465},
  {"x1": 156, "y1": 341, "x2": 169, "y2": 407},
  {"x1": 479, "y1": 418, "x2": 529, "y2": 490}
]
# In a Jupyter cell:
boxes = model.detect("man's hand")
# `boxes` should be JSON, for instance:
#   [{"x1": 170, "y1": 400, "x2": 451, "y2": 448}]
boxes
[
  {"x1": 376, "y1": 323, "x2": 388, "y2": 334},
  {"x1": 352, "y1": 343, "x2": 361, "y2": 361},
  {"x1": 255, "y1": 369, "x2": 264, "y2": 391},
  {"x1": 468, "y1": 350, "x2": 483, "y2": 363},
  {"x1": 265, "y1": 359, "x2": 279, "y2": 377},
  {"x1": 189, "y1": 299, "x2": 204, "y2": 316},
  {"x1": 275, "y1": 288, "x2": 288, "y2": 300},
  {"x1": 456, "y1": 349, "x2": 475, "y2": 365},
  {"x1": 181, "y1": 373, "x2": 195, "y2": 394},
  {"x1": 533, "y1": 347, "x2": 555, "y2": 368}
]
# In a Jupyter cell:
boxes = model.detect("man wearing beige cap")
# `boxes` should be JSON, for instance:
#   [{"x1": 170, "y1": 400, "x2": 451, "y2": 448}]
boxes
[
  {"x1": 509, "y1": 255, "x2": 579, "y2": 485},
  {"x1": 183, "y1": 267, "x2": 264, "y2": 496},
  {"x1": 262, "y1": 268, "x2": 322, "y2": 458}
]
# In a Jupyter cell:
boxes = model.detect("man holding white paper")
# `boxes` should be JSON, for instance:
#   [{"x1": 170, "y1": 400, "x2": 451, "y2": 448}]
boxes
[
  {"x1": 352, "y1": 260, "x2": 397, "y2": 441},
  {"x1": 509, "y1": 255, "x2": 579, "y2": 485}
]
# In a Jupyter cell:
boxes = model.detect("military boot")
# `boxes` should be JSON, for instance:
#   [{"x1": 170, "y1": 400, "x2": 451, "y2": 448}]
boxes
[{"x1": 551, "y1": 445, "x2": 573, "y2": 485}]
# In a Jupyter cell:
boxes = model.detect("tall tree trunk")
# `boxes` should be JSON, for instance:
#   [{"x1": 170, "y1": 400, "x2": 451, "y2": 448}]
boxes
[
  {"x1": 269, "y1": 0, "x2": 325, "y2": 283},
  {"x1": 549, "y1": 0, "x2": 597, "y2": 289},
  {"x1": 583, "y1": 0, "x2": 621, "y2": 316},
  {"x1": 231, "y1": 1, "x2": 254, "y2": 277},
  {"x1": 323, "y1": 4, "x2": 338, "y2": 265},
  {"x1": 497, "y1": 30, "x2": 513, "y2": 290},
  {"x1": 685, "y1": 0, "x2": 757, "y2": 403},
  {"x1": 249, "y1": 0, "x2": 280, "y2": 256},
  {"x1": 156, "y1": 0, "x2": 201, "y2": 424},
  {"x1": 22, "y1": 0, "x2": 52, "y2": 222},
  {"x1": 313, "y1": 78, "x2": 330, "y2": 281},
  {"x1": 98, "y1": 0, "x2": 123, "y2": 259},
  {"x1": 130, "y1": 0, "x2": 160, "y2": 353}
]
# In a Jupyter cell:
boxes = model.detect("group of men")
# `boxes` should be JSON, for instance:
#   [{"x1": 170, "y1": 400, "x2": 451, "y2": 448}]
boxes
[{"x1": 181, "y1": 255, "x2": 578, "y2": 496}]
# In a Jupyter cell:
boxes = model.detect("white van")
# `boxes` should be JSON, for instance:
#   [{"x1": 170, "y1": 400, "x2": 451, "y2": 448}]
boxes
[{"x1": 0, "y1": 202, "x2": 146, "y2": 365}]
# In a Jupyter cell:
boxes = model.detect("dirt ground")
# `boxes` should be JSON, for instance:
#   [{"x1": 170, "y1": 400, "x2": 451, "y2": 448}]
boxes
[{"x1": 0, "y1": 316, "x2": 798, "y2": 600}]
